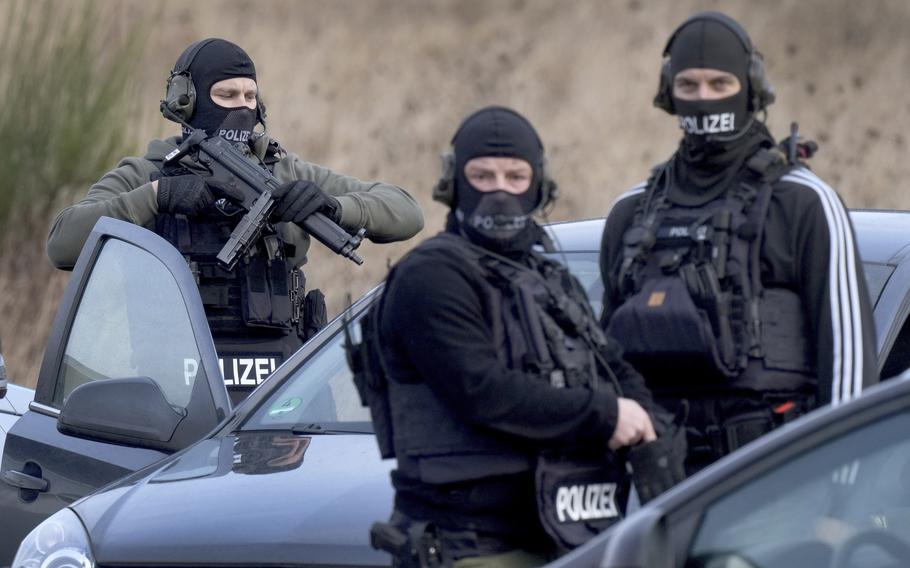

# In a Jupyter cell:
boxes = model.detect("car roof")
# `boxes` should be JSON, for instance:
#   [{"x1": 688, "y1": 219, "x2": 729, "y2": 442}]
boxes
[
  {"x1": 851, "y1": 209, "x2": 910, "y2": 264},
  {"x1": 545, "y1": 210, "x2": 910, "y2": 265}
]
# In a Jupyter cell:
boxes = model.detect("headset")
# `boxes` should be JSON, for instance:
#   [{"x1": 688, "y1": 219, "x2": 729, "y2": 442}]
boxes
[
  {"x1": 161, "y1": 38, "x2": 267, "y2": 124},
  {"x1": 653, "y1": 11, "x2": 775, "y2": 115},
  {"x1": 431, "y1": 152, "x2": 560, "y2": 210}
]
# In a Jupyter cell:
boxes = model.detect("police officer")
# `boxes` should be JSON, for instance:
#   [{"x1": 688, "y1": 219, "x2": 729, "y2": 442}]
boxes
[
  {"x1": 361, "y1": 106, "x2": 668, "y2": 567},
  {"x1": 46, "y1": 38, "x2": 424, "y2": 403},
  {"x1": 600, "y1": 12, "x2": 878, "y2": 473}
]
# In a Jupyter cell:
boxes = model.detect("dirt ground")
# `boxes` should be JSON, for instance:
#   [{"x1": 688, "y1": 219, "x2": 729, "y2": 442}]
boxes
[{"x1": 2, "y1": 0, "x2": 909, "y2": 386}]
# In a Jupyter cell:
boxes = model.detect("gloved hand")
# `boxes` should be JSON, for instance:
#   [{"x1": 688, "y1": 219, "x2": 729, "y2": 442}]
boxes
[
  {"x1": 156, "y1": 174, "x2": 217, "y2": 217},
  {"x1": 626, "y1": 412, "x2": 688, "y2": 504},
  {"x1": 271, "y1": 180, "x2": 341, "y2": 225}
]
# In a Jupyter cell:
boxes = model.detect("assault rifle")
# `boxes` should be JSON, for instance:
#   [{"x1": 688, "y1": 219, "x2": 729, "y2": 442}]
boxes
[{"x1": 160, "y1": 108, "x2": 365, "y2": 270}]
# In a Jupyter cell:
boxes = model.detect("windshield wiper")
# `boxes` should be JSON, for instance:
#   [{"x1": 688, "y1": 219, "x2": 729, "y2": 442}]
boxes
[{"x1": 291, "y1": 422, "x2": 373, "y2": 435}]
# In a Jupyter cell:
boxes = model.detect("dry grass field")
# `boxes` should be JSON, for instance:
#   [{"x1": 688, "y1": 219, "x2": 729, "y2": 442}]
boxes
[{"x1": 2, "y1": 0, "x2": 909, "y2": 387}]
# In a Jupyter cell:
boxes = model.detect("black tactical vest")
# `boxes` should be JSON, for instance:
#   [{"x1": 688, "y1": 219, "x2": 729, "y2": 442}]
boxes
[
  {"x1": 151, "y1": 157, "x2": 302, "y2": 339},
  {"x1": 149, "y1": 150, "x2": 329, "y2": 401},
  {"x1": 609, "y1": 150, "x2": 813, "y2": 394},
  {"x1": 369, "y1": 234, "x2": 607, "y2": 483}
]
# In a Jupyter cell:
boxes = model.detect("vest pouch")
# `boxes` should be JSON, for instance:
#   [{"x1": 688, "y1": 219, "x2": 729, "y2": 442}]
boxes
[
  {"x1": 347, "y1": 307, "x2": 395, "y2": 459},
  {"x1": 241, "y1": 255, "x2": 293, "y2": 330},
  {"x1": 300, "y1": 289, "x2": 327, "y2": 341},
  {"x1": 608, "y1": 277, "x2": 729, "y2": 373},
  {"x1": 759, "y1": 288, "x2": 812, "y2": 373},
  {"x1": 535, "y1": 451, "x2": 629, "y2": 553}
]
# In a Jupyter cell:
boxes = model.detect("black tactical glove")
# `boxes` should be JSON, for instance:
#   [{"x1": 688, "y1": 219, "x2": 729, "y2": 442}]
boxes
[
  {"x1": 156, "y1": 174, "x2": 217, "y2": 217},
  {"x1": 626, "y1": 414, "x2": 687, "y2": 505},
  {"x1": 271, "y1": 180, "x2": 341, "y2": 225}
]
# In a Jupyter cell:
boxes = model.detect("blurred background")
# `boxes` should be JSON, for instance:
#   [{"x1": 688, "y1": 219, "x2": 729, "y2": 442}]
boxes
[{"x1": 1, "y1": 0, "x2": 909, "y2": 387}]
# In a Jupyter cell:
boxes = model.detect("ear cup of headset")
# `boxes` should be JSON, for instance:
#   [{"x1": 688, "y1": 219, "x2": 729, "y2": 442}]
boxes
[
  {"x1": 653, "y1": 57, "x2": 675, "y2": 114},
  {"x1": 164, "y1": 72, "x2": 196, "y2": 121},
  {"x1": 748, "y1": 52, "x2": 775, "y2": 111},
  {"x1": 431, "y1": 152, "x2": 456, "y2": 206}
]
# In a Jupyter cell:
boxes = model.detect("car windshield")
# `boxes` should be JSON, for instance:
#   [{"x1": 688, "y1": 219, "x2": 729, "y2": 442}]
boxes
[
  {"x1": 241, "y1": 252, "x2": 600, "y2": 432},
  {"x1": 688, "y1": 409, "x2": 910, "y2": 568}
]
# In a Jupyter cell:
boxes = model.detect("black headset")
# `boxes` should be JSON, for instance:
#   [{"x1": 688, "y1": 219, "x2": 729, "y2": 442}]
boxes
[
  {"x1": 161, "y1": 38, "x2": 267, "y2": 124},
  {"x1": 653, "y1": 11, "x2": 775, "y2": 115},
  {"x1": 431, "y1": 151, "x2": 559, "y2": 210}
]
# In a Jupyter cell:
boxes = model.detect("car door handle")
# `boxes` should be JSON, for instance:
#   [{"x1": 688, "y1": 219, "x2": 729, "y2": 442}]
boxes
[{"x1": 2, "y1": 469, "x2": 49, "y2": 492}]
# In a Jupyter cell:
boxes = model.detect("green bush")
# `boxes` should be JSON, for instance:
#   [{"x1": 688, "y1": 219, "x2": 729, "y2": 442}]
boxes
[{"x1": 0, "y1": 0, "x2": 145, "y2": 225}]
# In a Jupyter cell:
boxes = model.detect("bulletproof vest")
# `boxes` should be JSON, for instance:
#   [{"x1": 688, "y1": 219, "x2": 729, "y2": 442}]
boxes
[
  {"x1": 150, "y1": 157, "x2": 304, "y2": 339},
  {"x1": 356, "y1": 233, "x2": 608, "y2": 485},
  {"x1": 609, "y1": 149, "x2": 813, "y2": 394}
]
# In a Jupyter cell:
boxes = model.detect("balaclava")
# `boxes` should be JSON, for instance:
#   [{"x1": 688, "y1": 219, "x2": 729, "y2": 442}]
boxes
[
  {"x1": 451, "y1": 106, "x2": 545, "y2": 255},
  {"x1": 178, "y1": 39, "x2": 259, "y2": 144},
  {"x1": 667, "y1": 14, "x2": 773, "y2": 202}
]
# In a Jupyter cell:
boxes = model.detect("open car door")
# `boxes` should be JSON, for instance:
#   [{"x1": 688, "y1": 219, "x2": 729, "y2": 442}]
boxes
[{"x1": 0, "y1": 217, "x2": 230, "y2": 563}]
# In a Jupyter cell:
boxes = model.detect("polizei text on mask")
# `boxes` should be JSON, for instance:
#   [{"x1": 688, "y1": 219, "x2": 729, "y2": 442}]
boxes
[{"x1": 678, "y1": 112, "x2": 735, "y2": 135}]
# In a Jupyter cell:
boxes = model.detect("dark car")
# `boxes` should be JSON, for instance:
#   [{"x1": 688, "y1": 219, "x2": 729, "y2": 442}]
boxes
[{"x1": 3, "y1": 211, "x2": 910, "y2": 567}]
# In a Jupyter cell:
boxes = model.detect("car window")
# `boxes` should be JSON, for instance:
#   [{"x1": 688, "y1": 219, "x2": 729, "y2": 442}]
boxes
[
  {"x1": 687, "y1": 410, "x2": 910, "y2": 568},
  {"x1": 243, "y1": 253, "x2": 604, "y2": 432},
  {"x1": 54, "y1": 238, "x2": 205, "y2": 410},
  {"x1": 243, "y1": 316, "x2": 370, "y2": 430},
  {"x1": 542, "y1": 252, "x2": 603, "y2": 316},
  {"x1": 863, "y1": 262, "x2": 894, "y2": 308}
]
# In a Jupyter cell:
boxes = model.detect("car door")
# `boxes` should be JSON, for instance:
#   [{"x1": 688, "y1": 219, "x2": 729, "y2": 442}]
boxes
[
  {"x1": 0, "y1": 217, "x2": 230, "y2": 563},
  {"x1": 591, "y1": 377, "x2": 910, "y2": 568}
]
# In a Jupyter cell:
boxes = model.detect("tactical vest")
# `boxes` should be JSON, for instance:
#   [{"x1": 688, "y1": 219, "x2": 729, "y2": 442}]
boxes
[
  {"x1": 151, "y1": 156, "x2": 304, "y2": 339},
  {"x1": 348, "y1": 234, "x2": 633, "y2": 552},
  {"x1": 609, "y1": 149, "x2": 813, "y2": 394}
]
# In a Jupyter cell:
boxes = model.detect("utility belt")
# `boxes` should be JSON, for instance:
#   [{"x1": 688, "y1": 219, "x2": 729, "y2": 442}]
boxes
[
  {"x1": 662, "y1": 393, "x2": 813, "y2": 472},
  {"x1": 371, "y1": 513, "x2": 527, "y2": 568}
]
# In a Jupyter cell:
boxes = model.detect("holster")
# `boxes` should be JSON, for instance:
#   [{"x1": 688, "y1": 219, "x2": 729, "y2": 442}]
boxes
[
  {"x1": 626, "y1": 414, "x2": 687, "y2": 504},
  {"x1": 370, "y1": 521, "x2": 446, "y2": 568},
  {"x1": 371, "y1": 516, "x2": 518, "y2": 567},
  {"x1": 299, "y1": 288, "x2": 327, "y2": 340}
]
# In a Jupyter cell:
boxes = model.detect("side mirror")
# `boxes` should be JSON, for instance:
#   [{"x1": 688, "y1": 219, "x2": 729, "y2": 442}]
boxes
[
  {"x1": 58, "y1": 377, "x2": 186, "y2": 452},
  {"x1": 600, "y1": 508, "x2": 673, "y2": 568}
]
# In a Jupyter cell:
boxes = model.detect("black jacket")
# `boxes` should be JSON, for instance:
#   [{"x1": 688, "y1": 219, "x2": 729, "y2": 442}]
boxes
[{"x1": 381, "y1": 229, "x2": 652, "y2": 535}]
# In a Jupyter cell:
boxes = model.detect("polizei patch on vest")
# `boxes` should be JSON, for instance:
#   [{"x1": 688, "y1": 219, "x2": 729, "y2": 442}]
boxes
[
  {"x1": 678, "y1": 112, "x2": 735, "y2": 135},
  {"x1": 220, "y1": 355, "x2": 282, "y2": 387},
  {"x1": 218, "y1": 128, "x2": 252, "y2": 143},
  {"x1": 554, "y1": 482, "x2": 619, "y2": 523}
]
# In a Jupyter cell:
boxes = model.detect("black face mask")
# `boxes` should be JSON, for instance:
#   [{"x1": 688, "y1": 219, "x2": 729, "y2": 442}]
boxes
[
  {"x1": 183, "y1": 105, "x2": 257, "y2": 145},
  {"x1": 173, "y1": 38, "x2": 259, "y2": 140},
  {"x1": 674, "y1": 88, "x2": 749, "y2": 145},
  {"x1": 449, "y1": 106, "x2": 546, "y2": 255},
  {"x1": 456, "y1": 188, "x2": 541, "y2": 254}
]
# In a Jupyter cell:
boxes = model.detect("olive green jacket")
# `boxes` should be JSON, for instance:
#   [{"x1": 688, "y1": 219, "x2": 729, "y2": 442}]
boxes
[{"x1": 47, "y1": 136, "x2": 424, "y2": 269}]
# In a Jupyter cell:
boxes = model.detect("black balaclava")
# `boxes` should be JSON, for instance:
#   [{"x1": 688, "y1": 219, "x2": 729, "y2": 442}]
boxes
[
  {"x1": 451, "y1": 106, "x2": 545, "y2": 255},
  {"x1": 668, "y1": 14, "x2": 773, "y2": 203},
  {"x1": 178, "y1": 39, "x2": 259, "y2": 144}
]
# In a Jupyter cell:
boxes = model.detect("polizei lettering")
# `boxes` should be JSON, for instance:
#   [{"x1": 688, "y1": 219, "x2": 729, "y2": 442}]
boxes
[
  {"x1": 470, "y1": 214, "x2": 528, "y2": 231},
  {"x1": 220, "y1": 356, "x2": 279, "y2": 387},
  {"x1": 218, "y1": 128, "x2": 252, "y2": 143},
  {"x1": 555, "y1": 483, "x2": 618, "y2": 523},
  {"x1": 678, "y1": 112, "x2": 735, "y2": 135}
]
